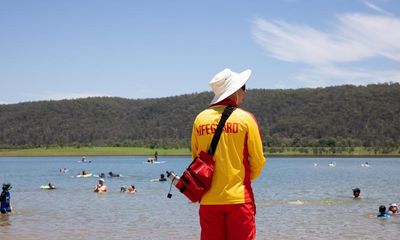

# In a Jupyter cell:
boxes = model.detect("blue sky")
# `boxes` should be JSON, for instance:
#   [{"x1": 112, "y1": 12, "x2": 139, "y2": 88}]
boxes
[{"x1": 1, "y1": 0, "x2": 400, "y2": 104}]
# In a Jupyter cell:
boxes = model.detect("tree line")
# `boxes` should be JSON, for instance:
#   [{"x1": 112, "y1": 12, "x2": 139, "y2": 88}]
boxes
[{"x1": 0, "y1": 83, "x2": 399, "y2": 150}]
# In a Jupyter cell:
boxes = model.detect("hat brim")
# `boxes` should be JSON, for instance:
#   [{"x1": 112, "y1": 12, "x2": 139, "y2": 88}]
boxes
[{"x1": 210, "y1": 69, "x2": 251, "y2": 105}]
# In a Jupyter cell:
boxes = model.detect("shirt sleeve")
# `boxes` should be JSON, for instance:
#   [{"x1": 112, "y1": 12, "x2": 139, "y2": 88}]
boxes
[
  {"x1": 191, "y1": 119, "x2": 198, "y2": 160},
  {"x1": 246, "y1": 114, "x2": 266, "y2": 180}
]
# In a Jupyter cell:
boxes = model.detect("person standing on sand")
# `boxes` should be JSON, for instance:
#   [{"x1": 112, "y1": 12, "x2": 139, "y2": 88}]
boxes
[{"x1": 191, "y1": 68, "x2": 266, "y2": 240}]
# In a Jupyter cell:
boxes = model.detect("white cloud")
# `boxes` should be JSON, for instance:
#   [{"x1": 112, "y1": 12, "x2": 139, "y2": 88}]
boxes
[
  {"x1": 364, "y1": 1, "x2": 393, "y2": 16},
  {"x1": 338, "y1": 13, "x2": 400, "y2": 61},
  {"x1": 252, "y1": 19, "x2": 371, "y2": 65},
  {"x1": 252, "y1": 13, "x2": 400, "y2": 65},
  {"x1": 252, "y1": 11, "x2": 400, "y2": 86}
]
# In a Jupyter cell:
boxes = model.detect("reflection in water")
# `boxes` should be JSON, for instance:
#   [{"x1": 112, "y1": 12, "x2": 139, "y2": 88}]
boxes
[{"x1": 0, "y1": 213, "x2": 11, "y2": 226}]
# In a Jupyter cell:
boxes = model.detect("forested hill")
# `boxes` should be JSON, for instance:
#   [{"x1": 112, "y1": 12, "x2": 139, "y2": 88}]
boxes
[{"x1": 1, "y1": 83, "x2": 399, "y2": 149}]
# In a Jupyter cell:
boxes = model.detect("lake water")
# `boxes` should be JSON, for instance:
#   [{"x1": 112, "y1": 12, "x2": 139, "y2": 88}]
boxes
[{"x1": 0, "y1": 156, "x2": 399, "y2": 240}]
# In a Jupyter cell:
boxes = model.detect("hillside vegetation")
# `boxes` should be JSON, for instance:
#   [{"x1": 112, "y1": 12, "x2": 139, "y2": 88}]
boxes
[{"x1": 1, "y1": 84, "x2": 399, "y2": 153}]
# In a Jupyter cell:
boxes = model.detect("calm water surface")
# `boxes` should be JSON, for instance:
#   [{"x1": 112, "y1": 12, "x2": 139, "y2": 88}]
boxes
[{"x1": 0, "y1": 156, "x2": 399, "y2": 240}]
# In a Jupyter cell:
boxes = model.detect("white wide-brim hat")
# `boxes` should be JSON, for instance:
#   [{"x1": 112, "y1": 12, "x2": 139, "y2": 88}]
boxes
[{"x1": 209, "y1": 68, "x2": 252, "y2": 105}]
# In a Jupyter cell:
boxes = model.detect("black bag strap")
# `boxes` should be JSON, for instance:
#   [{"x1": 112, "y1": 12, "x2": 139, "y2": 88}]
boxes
[{"x1": 208, "y1": 106, "x2": 236, "y2": 156}]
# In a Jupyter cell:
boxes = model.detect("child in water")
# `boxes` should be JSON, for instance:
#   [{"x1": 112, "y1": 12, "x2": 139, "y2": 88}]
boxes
[
  {"x1": 150, "y1": 174, "x2": 167, "y2": 182},
  {"x1": 388, "y1": 203, "x2": 399, "y2": 215},
  {"x1": 1, "y1": 183, "x2": 12, "y2": 214},
  {"x1": 376, "y1": 205, "x2": 390, "y2": 218},
  {"x1": 352, "y1": 188, "x2": 361, "y2": 199},
  {"x1": 127, "y1": 185, "x2": 136, "y2": 193},
  {"x1": 120, "y1": 185, "x2": 136, "y2": 193},
  {"x1": 159, "y1": 174, "x2": 167, "y2": 182}
]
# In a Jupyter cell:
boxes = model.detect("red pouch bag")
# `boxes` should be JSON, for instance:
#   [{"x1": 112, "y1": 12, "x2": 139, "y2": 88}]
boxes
[
  {"x1": 173, "y1": 106, "x2": 236, "y2": 202},
  {"x1": 175, "y1": 151, "x2": 215, "y2": 202}
]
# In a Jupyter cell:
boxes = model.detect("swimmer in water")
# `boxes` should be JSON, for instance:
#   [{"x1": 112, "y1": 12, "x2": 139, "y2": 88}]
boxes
[
  {"x1": 150, "y1": 173, "x2": 167, "y2": 182},
  {"x1": 127, "y1": 185, "x2": 136, "y2": 193},
  {"x1": 376, "y1": 205, "x2": 390, "y2": 218},
  {"x1": 94, "y1": 179, "x2": 108, "y2": 193},
  {"x1": 108, "y1": 171, "x2": 121, "y2": 177},
  {"x1": 159, "y1": 174, "x2": 167, "y2": 182},
  {"x1": 48, "y1": 182, "x2": 56, "y2": 189},
  {"x1": 388, "y1": 203, "x2": 399, "y2": 215},
  {"x1": 352, "y1": 188, "x2": 361, "y2": 199}
]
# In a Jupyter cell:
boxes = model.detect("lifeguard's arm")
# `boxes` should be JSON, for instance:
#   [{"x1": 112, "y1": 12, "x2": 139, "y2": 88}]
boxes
[
  {"x1": 191, "y1": 121, "x2": 199, "y2": 160},
  {"x1": 246, "y1": 114, "x2": 266, "y2": 180}
]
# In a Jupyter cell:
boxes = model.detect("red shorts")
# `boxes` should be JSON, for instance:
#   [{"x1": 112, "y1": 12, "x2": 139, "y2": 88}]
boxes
[{"x1": 199, "y1": 203, "x2": 256, "y2": 240}]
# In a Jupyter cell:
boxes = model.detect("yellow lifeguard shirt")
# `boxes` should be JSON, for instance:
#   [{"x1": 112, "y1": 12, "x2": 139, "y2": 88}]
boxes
[{"x1": 191, "y1": 105, "x2": 266, "y2": 205}]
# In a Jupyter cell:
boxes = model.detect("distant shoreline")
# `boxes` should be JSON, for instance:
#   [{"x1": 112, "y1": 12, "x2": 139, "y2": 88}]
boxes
[
  {"x1": 0, "y1": 146, "x2": 399, "y2": 157},
  {"x1": 0, "y1": 147, "x2": 190, "y2": 157}
]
